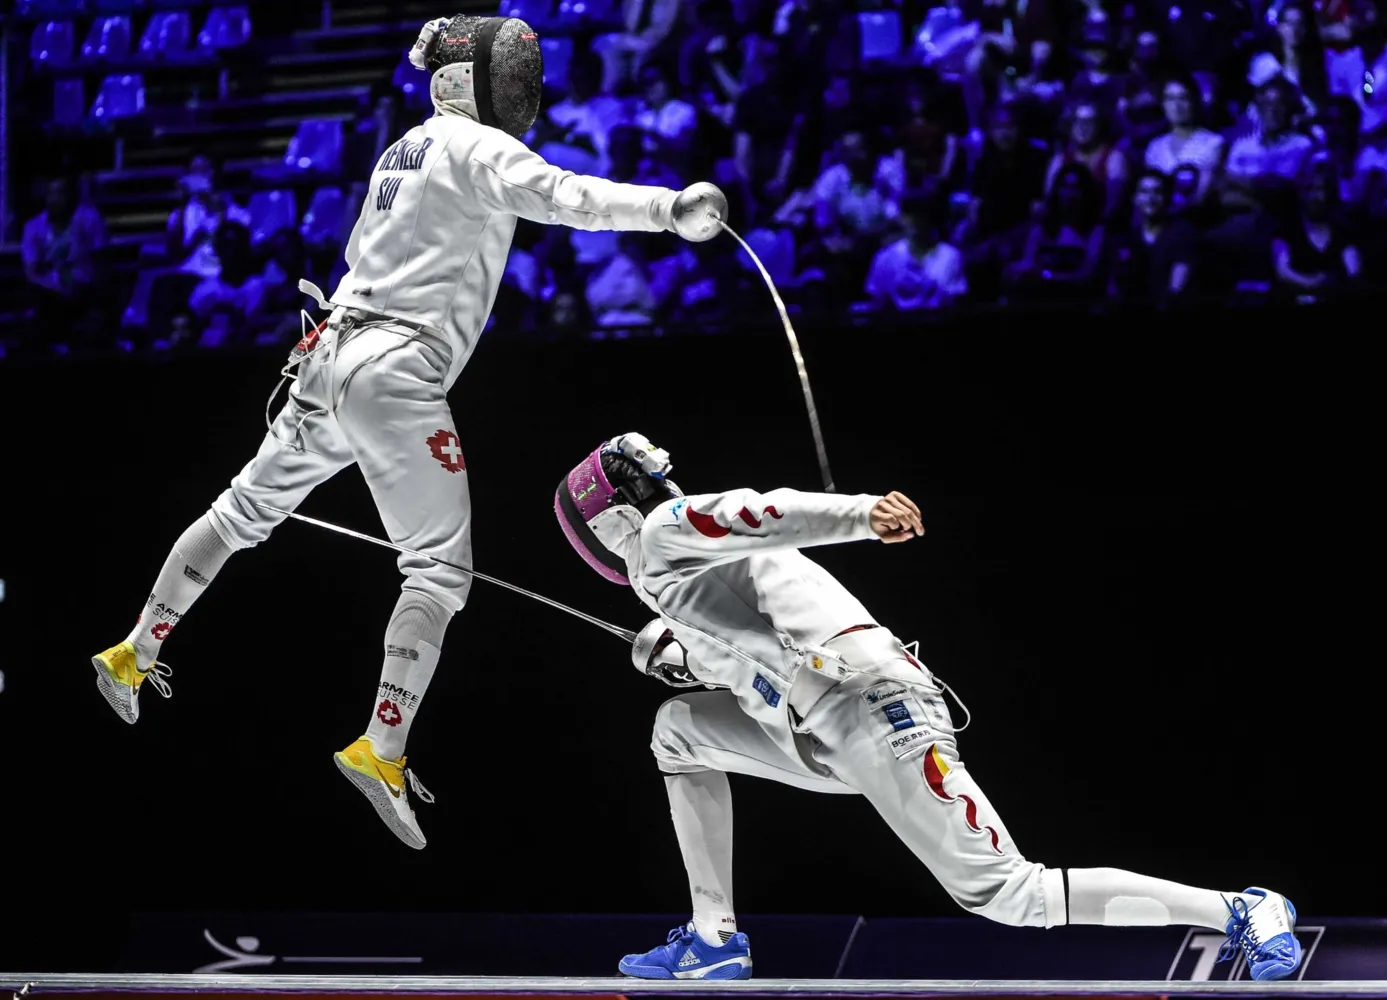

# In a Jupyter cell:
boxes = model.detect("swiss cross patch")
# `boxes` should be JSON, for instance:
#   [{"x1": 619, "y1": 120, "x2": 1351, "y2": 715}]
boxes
[
  {"x1": 377, "y1": 699, "x2": 403, "y2": 727},
  {"x1": 426, "y1": 429, "x2": 466, "y2": 473}
]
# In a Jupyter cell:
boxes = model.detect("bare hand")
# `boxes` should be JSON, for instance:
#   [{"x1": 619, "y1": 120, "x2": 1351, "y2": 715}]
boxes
[{"x1": 870, "y1": 491, "x2": 924, "y2": 543}]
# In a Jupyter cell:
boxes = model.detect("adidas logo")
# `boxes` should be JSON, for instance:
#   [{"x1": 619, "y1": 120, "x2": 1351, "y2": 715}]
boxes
[{"x1": 678, "y1": 949, "x2": 700, "y2": 967}]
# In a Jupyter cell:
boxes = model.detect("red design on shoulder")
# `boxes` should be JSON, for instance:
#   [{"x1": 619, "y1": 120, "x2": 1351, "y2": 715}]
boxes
[{"x1": 688, "y1": 505, "x2": 784, "y2": 538}]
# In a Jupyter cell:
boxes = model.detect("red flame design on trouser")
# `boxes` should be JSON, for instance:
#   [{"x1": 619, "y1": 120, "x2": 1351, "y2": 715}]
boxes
[
  {"x1": 650, "y1": 675, "x2": 1061, "y2": 927},
  {"x1": 923, "y1": 744, "x2": 1003, "y2": 855}
]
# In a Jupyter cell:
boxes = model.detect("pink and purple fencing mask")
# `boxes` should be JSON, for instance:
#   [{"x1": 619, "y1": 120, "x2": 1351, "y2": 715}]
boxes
[{"x1": 554, "y1": 433, "x2": 677, "y2": 585}]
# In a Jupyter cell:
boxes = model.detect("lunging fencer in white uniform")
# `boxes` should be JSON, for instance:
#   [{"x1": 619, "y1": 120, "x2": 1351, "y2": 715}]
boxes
[
  {"x1": 89, "y1": 15, "x2": 728, "y2": 851},
  {"x1": 554, "y1": 433, "x2": 1304, "y2": 982}
]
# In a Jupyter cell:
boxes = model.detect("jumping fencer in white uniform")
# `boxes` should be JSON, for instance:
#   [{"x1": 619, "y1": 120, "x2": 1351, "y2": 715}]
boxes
[
  {"x1": 554, "y1": 432, "x2": 1304, "y2": 982},
  {"x1": 89, "y1": 15, "x2": 728, "y2": 851}
]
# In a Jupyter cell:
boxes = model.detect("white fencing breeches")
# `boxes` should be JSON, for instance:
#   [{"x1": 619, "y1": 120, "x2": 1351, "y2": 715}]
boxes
[
  {"x1": 209, "y1": 318, "x2": 473, "y2": 613},
  {"x1": 651, "y1": 630, "x2": 1066, "y2": 928}
]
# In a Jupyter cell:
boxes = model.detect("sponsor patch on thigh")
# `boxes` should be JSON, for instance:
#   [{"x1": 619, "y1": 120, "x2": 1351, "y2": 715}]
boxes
[{"x1": 863, "y1": 683, "x2": 934, "y2": 760}]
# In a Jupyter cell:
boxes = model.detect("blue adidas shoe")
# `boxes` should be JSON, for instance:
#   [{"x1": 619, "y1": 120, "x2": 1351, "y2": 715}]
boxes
[
  {"x1": 618, "y1": 923, "x2": 753, "y2": 980},
  {"x1": 1219, "y1": 887, "x2": 1303, "y2": 981}
]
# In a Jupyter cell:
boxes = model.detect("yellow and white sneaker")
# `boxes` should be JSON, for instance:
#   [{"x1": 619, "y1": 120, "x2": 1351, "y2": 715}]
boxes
[
  {"x1": 334, "y1": 736, "x2": 434, "y2": 850},
  {"x1": 90, "y1": 641, "x2": 172, "y2": 724}
]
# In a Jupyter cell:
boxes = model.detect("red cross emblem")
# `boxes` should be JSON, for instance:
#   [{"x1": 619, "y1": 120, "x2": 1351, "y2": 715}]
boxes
[
  {"x1": 377, "y1": 699, "x2": 403, "y2": 727},
  {"x1": 151, "y1": 622, "x2": 173, "y2": 641},
  {"x1": 427, "y1": 429, "x2": 466, "y2": 473}
]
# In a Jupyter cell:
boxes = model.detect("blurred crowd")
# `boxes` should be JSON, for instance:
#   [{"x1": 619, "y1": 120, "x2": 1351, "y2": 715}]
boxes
[{"x1": 12, "y1": 0, "x2": 1387, "y2": 353}]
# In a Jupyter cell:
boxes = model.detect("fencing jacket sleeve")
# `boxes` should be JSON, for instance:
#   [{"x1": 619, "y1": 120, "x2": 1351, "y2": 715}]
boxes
[
  {"x1": 642, "y1": 488, "x2": 881, "y2": 581},
  {"x1": 466, "y1": 129, "x2": 678, "y2": 233}
]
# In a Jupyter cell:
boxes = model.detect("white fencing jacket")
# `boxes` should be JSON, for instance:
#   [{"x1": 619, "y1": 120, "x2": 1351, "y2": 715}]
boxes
[
  {"x1": 331, "y1": 113, "x2": 679, "y2": 386},
  {"x1": 626, "y1": 488, "x2": 886, "y2": 759}
]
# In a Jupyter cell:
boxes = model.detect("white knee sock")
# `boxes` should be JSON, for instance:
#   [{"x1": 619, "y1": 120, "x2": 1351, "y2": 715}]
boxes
[
  {"x1": 364, "y1": 592, "x2": 451, "y2": 760},
  {"x1": 125, "y1": 514, "x2": 233, "y2": 669},
  {"x1": 1067, "y1": 867, "x2": 1251, "y2": 930},
  {"x1": 665, "y1": 770, "x2": 738, "y2": 947}
]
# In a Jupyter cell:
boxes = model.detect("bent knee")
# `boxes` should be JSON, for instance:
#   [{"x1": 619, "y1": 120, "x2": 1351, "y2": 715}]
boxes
[
  {"x1": 208, "y1": 498, "x2": 274, "y2": 550},
  {"x1": 953, "y1": 861, "x2": 1065, "y2": 929},
  {"x1": 402, "y1": 574, "x2": 471, "y2": 615},
  {"x1": 651, "y1": 696, "x2": 708, "y2": 773},
  {"x1": 399, "y1": 540, "x2": 473, "y2": 609}
]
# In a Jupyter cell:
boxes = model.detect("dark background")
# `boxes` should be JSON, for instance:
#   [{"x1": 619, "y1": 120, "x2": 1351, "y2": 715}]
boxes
[{"x1": 0, "y1": 301, "x2": 1370, "y2": 968}]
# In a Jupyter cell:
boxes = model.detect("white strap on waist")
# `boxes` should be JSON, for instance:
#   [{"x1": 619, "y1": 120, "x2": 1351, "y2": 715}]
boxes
[
  {"x1": 299, "y1": 278, "x2": 330, "y2": 310},
  {"x1": 788, "y1": 627, "x2": 905, "y2": 719},
  {"x1": 822, "y1": 627, "x2": 904, "y2": 668}
]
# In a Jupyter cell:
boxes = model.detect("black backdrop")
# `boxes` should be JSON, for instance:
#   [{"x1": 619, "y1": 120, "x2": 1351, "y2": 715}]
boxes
[{"x1": 0, "y1": 302, "x2": 1372, "y2": 969}]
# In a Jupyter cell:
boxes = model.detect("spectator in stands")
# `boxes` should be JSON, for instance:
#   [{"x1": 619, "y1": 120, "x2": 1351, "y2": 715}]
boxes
[
  {"x1": 1317, "y1": 0, "x2": 1361, "y2": 51},
  {"x1": 1120, "y1": 81, "x2": 1172, "y2": 166},
  {"x1": 1203, "y1": 78, "x2": 1312, "y2": 293},
  {"x1": 587, "y1": 230, "x2": 661, "y2": 331},
  {"x1": 812, "y1": 131, "x2": 898, "y2": 238},
  {"x1": 1248, "y1": 0, "x2": 1330, "y2": 116},
  {"x1": 1328, "y1": 0, "x2": 1387, "y2": 138},
  {"x1": 1105, "y1": 168, "x2": 1198, "y2": 307},
  {"x1": 1120, "y1": 30, "x2": 1164, "y2": 114},
  {"x1": 879, "y1": 73, "x2": 964, "y2": 194},
  {"x1": 1004, "y1": 161, "x2": 1107, "y2": 300},
  {"x1": 771, "y1": 0, "x2": 841, "y2": 71},
  {"x1": 678, "y1": 0, "x2": 748, "y2": 122},
  {"x1": 19, "y1": 0, "x2": 1387, "y2": 349},
  {"x1": 1223, "y1": 78, "x2": 1316, "y2": 189},
  {"x1": 595, "y1": 0, "x2": 684, "y2": 93},
  {"x1": 864, "y1": 189, "x2": 968, "y2": 312},
  {"x1": 189, "y1": 220, "x2": 266, "y2": 344},
  {"x1": 1046, "y1": 98, "x2": 1130, "y2": 217},
  {"x1": 1069, "y1": 21, "x2": 1126, "y2": 119},
  {"x1": 1271, "y1": 151, "x2": 1365, "y2": 297},
  {"x1": 1011, "y1": 39, "x2": 1068, "y2": 128},
  {"x1": 955, "y1": 102, "x2": 1049, "y2": 299},
  {"x1": 21, "y1": 175, "x2": 108, "y2": 338},
  {"x1": 772, "y1": 70, "x2": 859, "y2": 204},
  {"x1": 168, "y1": 156, "x2": 251, "y2": 274},
  {"x1": 529, "y1": 49, "x2": 627, "y2": 176},
  {"x1": 1316, "y1": 95, "x2": 1365, "y2": 202},
  {"x1": 955, "y1": 0, "x2": 1023, "y2": 128},
  {"x1": 730, "y1": 38, "x2": 800, "y2": 220},
  {"x1": 22, "y1": 175, "x2": 106, "y2": 293},
  {"x1": 634, "y1": 61, "x2": 699, "y2": 160},
  {"x1": 810, "y1": 131, "x2": 899, "y2": 295},
  {"x1": 1145, "y1": 73, "x2": 1226, "y2": 203}
]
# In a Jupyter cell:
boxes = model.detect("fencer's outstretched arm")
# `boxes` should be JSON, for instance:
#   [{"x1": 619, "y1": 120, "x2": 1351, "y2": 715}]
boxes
[
  {"x1": 467, "y1": 131, "x2": 678, "y2": 234},
  {"x1": 643, "y1": 488, "x2": 918, "y2": 578}
]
